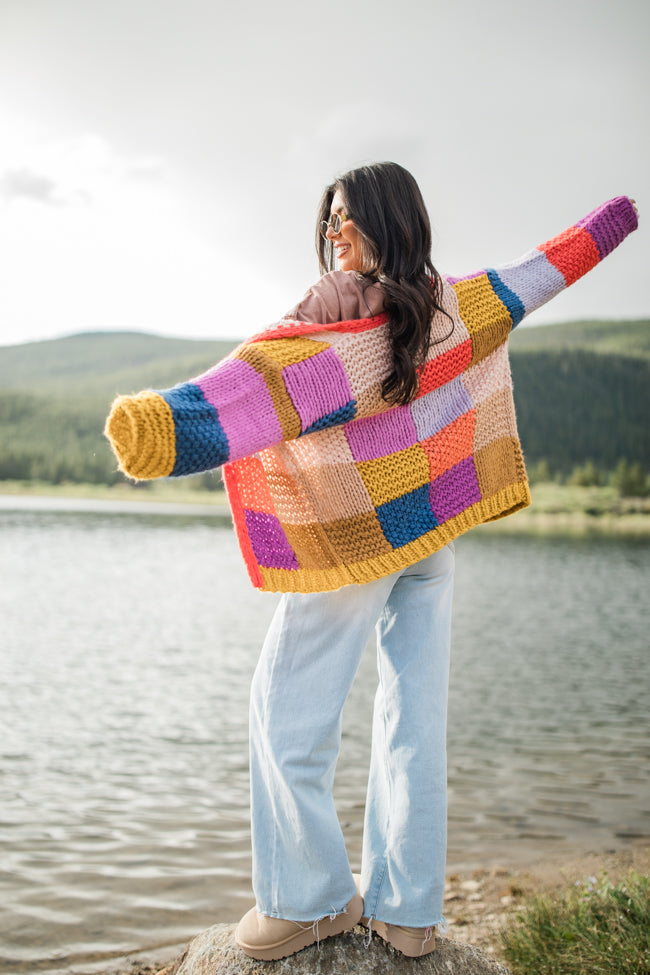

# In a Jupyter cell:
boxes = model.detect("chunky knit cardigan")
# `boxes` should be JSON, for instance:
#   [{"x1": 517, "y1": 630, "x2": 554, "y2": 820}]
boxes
[{"x1": 105, "y1": 196, "x2": 638, "y2": 593}]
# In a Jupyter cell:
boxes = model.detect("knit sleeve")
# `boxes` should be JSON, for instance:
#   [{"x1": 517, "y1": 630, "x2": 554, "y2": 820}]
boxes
[
  {"x1": 104, "y1": 330, "x2": 361, "y2": 480},
  {"x1": 449, "y1": 196, "x2": 638, "y2": 337}
]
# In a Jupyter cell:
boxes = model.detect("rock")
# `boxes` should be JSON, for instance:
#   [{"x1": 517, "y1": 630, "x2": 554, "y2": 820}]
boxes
[{"x1": 161, "y1": 923, "x2": 512, "y2": 975}]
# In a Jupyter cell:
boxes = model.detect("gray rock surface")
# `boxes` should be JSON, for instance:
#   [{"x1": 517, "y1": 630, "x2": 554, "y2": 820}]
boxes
[{"x1": 162, "y1": 923, "x2": 512, "y2": 975}]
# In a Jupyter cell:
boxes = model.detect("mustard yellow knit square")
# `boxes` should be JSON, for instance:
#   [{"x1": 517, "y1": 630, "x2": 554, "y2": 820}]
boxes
[
  {"x1": 474, "y1": 436, "x2": 526, "y2": 497},
  {"x1": 357, "y1": 444, "x2": 431, "y2": 507},
  {"x1": 248, "y1": 336, "x2": 330, "y2": 367},
  {"x1": 453, "y1": 275, "x2": 512, "y2": 364},
  {"x1": 236, "y1": 344, "x2": 302, "y2": 440}
]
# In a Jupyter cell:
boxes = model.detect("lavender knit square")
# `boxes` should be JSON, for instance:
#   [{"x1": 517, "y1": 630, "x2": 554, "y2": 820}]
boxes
[
  {"x1": 410, "y1": 377, "x2": 473, "y2": 441},
  {"x1": 494, "y1": 251, "x2": 566, "y2": 315},
  {"x1": 429, "y1": 456, "x2": 481, "y2": 523}
]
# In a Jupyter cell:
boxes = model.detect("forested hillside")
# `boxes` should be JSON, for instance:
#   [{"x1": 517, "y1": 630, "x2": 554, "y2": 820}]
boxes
[
  {"x1": 0, "y1": 332, "x2": 235, "y2": 484},
  {"x1": 509, "y1": 318, "x2": 649, "y2": 479},
  {"x1": 0, "y1": 322, "x2": 648, "y2": 486}
]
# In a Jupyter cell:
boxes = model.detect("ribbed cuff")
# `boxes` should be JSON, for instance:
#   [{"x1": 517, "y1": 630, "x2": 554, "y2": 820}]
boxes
[
  {"x1": 104, "y1": 391, "x2": 176, "y2": 480},
  {"x1": 577, "y1": 195, "x2": 639, "y2": 259}
]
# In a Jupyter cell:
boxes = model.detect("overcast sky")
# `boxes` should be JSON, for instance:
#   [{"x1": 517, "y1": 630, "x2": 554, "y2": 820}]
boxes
[{"x1": 0, "y1": 0, "x2": 648, "y2": 347}]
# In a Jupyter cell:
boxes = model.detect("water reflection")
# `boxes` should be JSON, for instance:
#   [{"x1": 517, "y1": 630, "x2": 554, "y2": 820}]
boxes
[{"x1": 0, "y1": 502, "x2": 648, "y2": 973}]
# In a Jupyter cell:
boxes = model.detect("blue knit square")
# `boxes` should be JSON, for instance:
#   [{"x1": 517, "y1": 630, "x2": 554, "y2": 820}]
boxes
[
  {"x1": 163, "y1": 384, "x2": 230, "y2": 476},
  {"x1": 487, "y1": 268, "x2": 526, "y2": 328},
  {"x1": 376, "y1": 484, "x2": 439, "y2": 548},
  {"x1": 302, "y1": 400, "x2": 356, "y2": 435}
]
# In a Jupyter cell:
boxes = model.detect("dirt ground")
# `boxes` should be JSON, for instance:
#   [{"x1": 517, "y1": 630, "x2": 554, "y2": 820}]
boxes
[
  {"x1": 102, "y1": 845, "x2": 650, "y2": 974},
  {"x1": 443, "y1": 844, "x2": 650, "y2": 958}
]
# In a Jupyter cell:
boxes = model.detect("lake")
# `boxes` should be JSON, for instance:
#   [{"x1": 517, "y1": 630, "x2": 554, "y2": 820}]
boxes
[{"x1": 0, "y1": 496, "x2": 648, "y2": 974}]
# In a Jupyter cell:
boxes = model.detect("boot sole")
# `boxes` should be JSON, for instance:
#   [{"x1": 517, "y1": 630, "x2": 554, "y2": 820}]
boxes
[
  {"x1": 353, "y1": 874, "x2": 436, "y2": 957},
  {"x1": 236, "y1": 892, "x2": 364, "y2": 961},
  {"x1": 369, "y1": 919, "x2": 437, "y2": 957}
]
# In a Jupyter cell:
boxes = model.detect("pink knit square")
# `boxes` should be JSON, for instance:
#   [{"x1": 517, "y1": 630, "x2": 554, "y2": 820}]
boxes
[
  {"x1": 282, "y1": 348, "x2": 354, "y2": 430},
  {"x1": 197, "y1": 358, "x2": 282, "y2": 460},
  {"x1": 344, "y1": 404, "x2": 418, "y2": 461}
]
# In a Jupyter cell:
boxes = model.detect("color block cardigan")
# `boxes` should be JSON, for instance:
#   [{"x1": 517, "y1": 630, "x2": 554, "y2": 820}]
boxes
[{"x1": 105, "y1": 196, "x2": 638, "y2": 593}]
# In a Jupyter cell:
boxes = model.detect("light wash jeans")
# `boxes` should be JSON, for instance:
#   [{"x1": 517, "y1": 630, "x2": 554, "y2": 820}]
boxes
[{"x1": 249, "y1": 544, "x2": 454, "y2": 927}]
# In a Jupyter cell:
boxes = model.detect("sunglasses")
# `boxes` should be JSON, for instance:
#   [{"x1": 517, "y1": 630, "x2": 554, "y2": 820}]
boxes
[{"x1": 320, "y1": 211, "x2": 351, "y2": 239}]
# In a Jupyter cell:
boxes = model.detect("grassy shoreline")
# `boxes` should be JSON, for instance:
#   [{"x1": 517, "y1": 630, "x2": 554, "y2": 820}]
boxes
[
  {"x1": 0, "y1": 478, "x2": 231, "y2": 507},
  {"x1": 479, "y1": 482, "x2": 650, "y2": 536},
  {"x1": 1, "y1": 480, "x2": 649, "y2": 534}
]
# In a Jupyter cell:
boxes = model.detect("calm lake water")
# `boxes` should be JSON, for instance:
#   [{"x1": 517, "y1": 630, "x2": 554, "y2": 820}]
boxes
[{"x1": 1, "y1": 496, "x2": 649, "y2": 974}]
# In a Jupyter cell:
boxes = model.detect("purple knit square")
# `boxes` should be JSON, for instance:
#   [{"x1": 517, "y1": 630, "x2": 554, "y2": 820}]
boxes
[
  {"x1": 282, "y1": 348, "x2": 354, "y2": 430},
  {"x1": 244, "y1": 510, "x2": 299, "y2": 571},
  {"x1": 429, "y1": 456, "x2": 481, "y2": 523},
  {"x1": 344, "y1": 405, "x2": 418, "y2": 461},
  {"x1": 198, "y1": 359, "x2": 283, "y2": 459},
  {"x1": 576, "y1": 198, "x2": 636, "y2": 260},
  {"x1": 410, "y1": 377, "x2": 473, "y2": 441}
]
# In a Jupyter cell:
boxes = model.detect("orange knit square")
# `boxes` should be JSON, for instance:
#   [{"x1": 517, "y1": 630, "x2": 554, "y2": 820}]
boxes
[
  {"x1": 418, "y1": 339, "x2": 473, "y2": 397},
  {"x1": 231, "y1": 455, "x2": 276, "y2": 514},
  {"x1": 538, "y1": 226, "x2": 600, "y2": 285},
  {"x1": 421, "y1": 410, "x2": 476, "y2": 480}
]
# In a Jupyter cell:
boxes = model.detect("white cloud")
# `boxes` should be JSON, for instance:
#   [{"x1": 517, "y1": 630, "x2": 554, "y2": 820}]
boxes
[
  {"x1": 0, "y1": 167, "x2": 62, "y2": 205},
  {"x1": 0, "y1": 122, "x2": 290, "y2": 345},
  {"x1": 0, "y1": 0, "x2": 647, "y2": 347},
  {"x1": 0, "y1": 113, "x2": 166, "y2": 205}
]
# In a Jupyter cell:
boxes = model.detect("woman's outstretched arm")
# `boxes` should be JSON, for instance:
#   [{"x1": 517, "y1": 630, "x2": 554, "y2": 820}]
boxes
[
  {"x1": 105, "y1": 197, "x2": 638, "y2": 481},
  {"x1": 104, "y1": 274, "x2": 386, "y2": 481},
  {"x1": 448, "y1": 196, "x2": 638, "y2": 360}
]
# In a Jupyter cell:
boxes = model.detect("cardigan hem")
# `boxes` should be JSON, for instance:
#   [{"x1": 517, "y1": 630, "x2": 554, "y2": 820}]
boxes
[{"x1": 250, "y1": 480, "x2": 531, "y2": 593}]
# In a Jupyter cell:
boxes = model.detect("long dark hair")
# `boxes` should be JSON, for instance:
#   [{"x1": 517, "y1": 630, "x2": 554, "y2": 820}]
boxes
[{"x1": 316, "y1": 162, "x2": 450, "y2": 406}]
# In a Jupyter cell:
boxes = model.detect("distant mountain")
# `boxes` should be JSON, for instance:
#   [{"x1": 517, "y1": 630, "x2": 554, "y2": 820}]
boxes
[
  {"x1": 509, "y1": 318, "x2": 650, "y2": 358},
  {"x1": 0, "y1": 331, "x2": 237, "y2": 484},
  {"x1": 0, "y1": 322, "x2": 648, "y2": 485},
  {"x1": 0, "y1": 331, "x2": 237, "y2": 397}
]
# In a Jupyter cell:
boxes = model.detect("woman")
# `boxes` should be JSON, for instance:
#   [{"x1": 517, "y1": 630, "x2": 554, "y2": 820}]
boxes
[
  {"x1": 237, "y1": 164, "x2": 457, "y2": 961},
  {"x1": 104, "y1": 164, "x2": 638, "y2": 960}
]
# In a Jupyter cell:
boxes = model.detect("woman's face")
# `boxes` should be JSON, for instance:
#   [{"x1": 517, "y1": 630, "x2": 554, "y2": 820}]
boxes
[{"x1": 327, "y1": 188, "x2": 366, "y2": 273}]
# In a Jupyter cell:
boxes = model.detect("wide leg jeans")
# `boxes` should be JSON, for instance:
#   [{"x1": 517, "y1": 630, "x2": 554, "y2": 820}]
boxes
[{"x1": 248, "y1": 544, "x2": 454, "y2": 926}]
